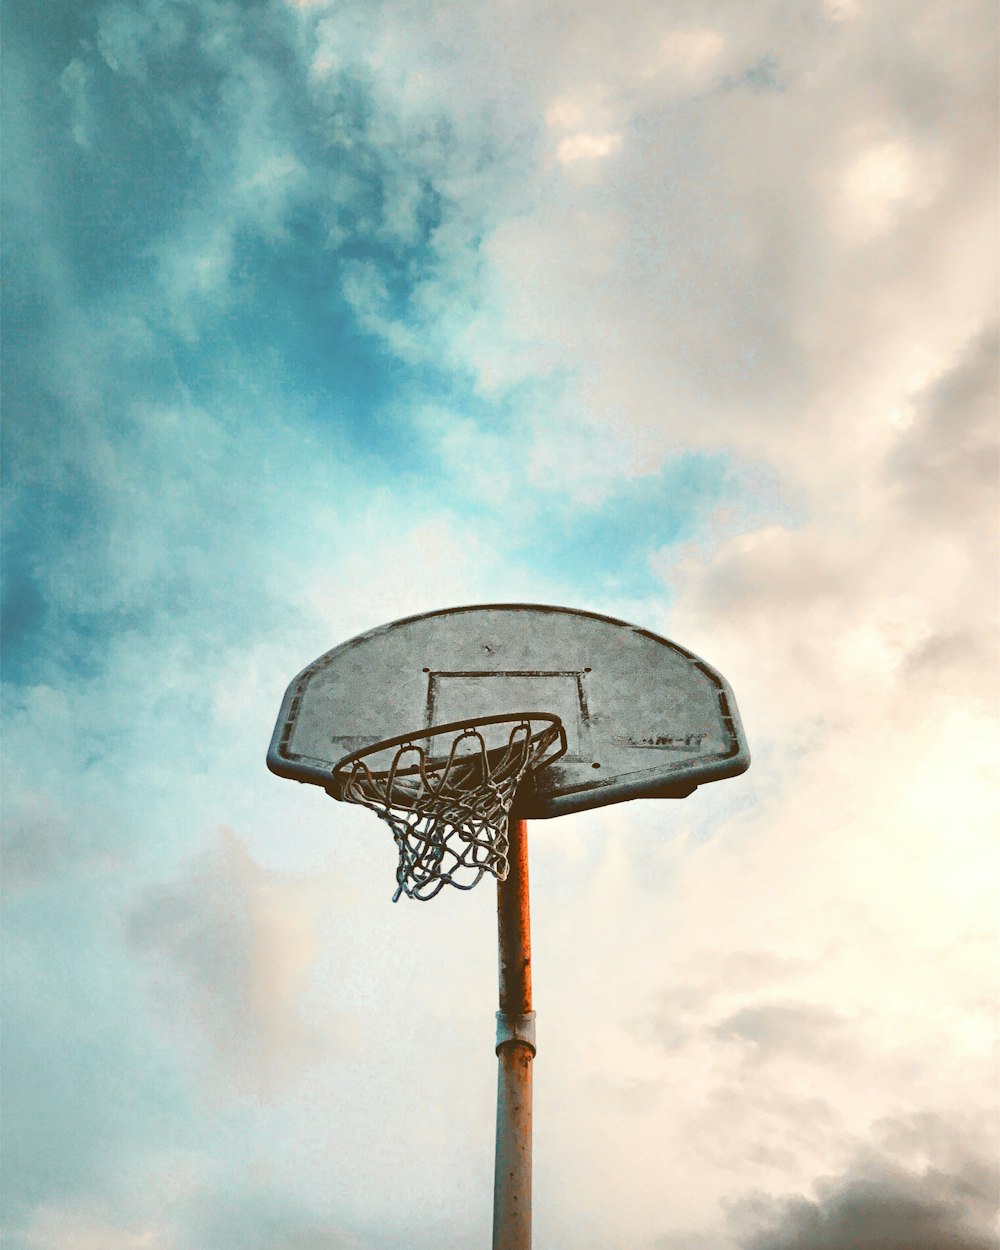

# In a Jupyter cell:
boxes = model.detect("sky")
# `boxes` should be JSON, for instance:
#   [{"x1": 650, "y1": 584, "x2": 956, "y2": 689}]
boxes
[{"x1": 1, "y1": 1, "x2": 998, "y2": 1248}]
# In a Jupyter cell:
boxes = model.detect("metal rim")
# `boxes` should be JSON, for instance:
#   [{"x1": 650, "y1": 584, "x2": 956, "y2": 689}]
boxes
[{"x1": 328, "y1": 713, "x2": 567, "y2": 789}]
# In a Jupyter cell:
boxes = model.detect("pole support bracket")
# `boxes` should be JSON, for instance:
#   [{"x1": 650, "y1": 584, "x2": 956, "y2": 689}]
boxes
[{"x1": 496, "y1": 1010, "x2": 536, "y2": 1056}]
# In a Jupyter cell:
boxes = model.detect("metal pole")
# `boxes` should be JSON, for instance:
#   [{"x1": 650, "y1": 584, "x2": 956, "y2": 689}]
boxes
[{"x1": 493, "y1": 817, "x2": 534, "y2": 1250}]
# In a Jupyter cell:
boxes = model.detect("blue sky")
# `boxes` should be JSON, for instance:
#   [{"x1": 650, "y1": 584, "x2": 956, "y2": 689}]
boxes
[{"x1": 3, "y1": 2, "x2": 998, "y2": 1248}]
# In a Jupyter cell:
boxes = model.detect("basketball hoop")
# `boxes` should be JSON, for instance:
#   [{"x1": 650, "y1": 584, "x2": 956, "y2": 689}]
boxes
[
  {"x1": 271, "y1": 605, "x2": 751, "y2": 1249},
  {"x1": 328, "y1": 714, "x2": 566, "y2": 901}
]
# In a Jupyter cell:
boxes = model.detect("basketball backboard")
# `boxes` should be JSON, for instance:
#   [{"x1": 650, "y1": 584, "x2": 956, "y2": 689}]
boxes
[{"x1": 267, "y1": 603, "x2": 749, "y2": 819}]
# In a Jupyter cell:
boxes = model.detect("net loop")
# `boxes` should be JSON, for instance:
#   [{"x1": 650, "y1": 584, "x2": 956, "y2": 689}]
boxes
[{"x1": 329, "y1": 714, "x2": 566, "y2": 901}]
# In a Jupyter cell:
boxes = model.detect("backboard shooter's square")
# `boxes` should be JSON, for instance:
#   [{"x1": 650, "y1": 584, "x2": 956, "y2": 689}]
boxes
[{"x1": 426, "y1": 671, "x2": 590, "y2": 761}]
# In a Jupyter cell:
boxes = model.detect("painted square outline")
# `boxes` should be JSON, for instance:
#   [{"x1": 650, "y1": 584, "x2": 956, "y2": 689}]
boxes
[{"x1": 424, "y1": 670, "x2": 592, "y2": 762}]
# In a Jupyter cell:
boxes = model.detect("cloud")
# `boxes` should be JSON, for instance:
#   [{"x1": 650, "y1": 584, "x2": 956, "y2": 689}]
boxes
[
  {"x1": 888, "y1": 325, "x2": 999, "y2": 529},
  {"x1": 58, "y1": 58, "x2": 94, "y2": 149},
  {"x1": 713, "y1": 1000, "x2": 858, "y2": 1066},
  {"x1": 302, "y1": 0, "x2": 997, "y2": 503},
  {"x1": 1, "y1": 865, "x2": 191, "y2": 1224},
  {"x1": 555, "y1": 131, "x2": 623, "y2": 164},
  {"x1": 649, "y1": 28, "x2": 726, "y2": 83},
  {"x1": 1, "y1": 792, "x2": 106, "y2": 891},
  {"x1": 729, "y1": 1126, "x2": 998, "y2": 1250},
  {"x1": 3, "y1": 1, "x2": 996, "y2": 1247},
  {"x1": 662, "y1": 325, "x2": 998, "y2": 749},
  {"x1": 12, "y1": 1189, "x2": 376, "y2": 1250},
  {"x1": 127, "y1": 829, "x2": 335, "y2": 1092},
  {"x1": 16, "y1": 1203, "x2": 170, "y2": 1250},
  {"x1": 835, "y1": 138, "x2": 930, "y2": 241},
  {"x1": 172, "y1": 1185, "x2": 375, "y2": 1250}
]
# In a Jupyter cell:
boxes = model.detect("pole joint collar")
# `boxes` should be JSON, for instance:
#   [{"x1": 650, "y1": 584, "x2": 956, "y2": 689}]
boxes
[{"x1": 496, "y1": 1010, "x2": 536, "y2": 1056}]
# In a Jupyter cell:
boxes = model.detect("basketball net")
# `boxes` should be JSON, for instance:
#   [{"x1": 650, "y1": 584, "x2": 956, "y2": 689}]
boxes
[{"x1": 330, "y1": 715, "x2": 565, "y2": 901}]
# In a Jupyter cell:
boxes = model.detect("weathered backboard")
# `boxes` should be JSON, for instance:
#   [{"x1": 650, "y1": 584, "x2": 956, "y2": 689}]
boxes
[{"x1": 267, "y1": 604, "x2": 749, "y2": 819}]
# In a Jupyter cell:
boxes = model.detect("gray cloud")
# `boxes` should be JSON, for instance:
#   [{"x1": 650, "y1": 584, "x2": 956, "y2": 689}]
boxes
[
  {"x1": 714, "y1": 1000, "x2": 857, "y2": 1066},
  {"x1": 645, "y1": 952, "x2": 820, "y2": 1051},
  {"x1": 127, "y1": 829, "x2": 334, "y2": 1092},
  {"x1": 2, "y1": 800, "x2": 92, "y2": 891},
  {"x1": 730, "y1": 1154, "x2": 998, "y2": 1250},
  {"x1": 888, "y1": 325, "x2": 999, "y2": 525}
]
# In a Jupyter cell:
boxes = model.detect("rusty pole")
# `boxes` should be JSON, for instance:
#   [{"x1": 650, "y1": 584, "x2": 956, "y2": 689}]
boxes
[{"x1": 492, "y1": 817, "x2": 534, "y2": 1250}]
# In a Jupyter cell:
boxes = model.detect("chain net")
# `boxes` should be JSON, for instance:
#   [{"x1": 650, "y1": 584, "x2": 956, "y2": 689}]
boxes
[{"x1": 330, "y1": 715, "x2": 565, "y2": 901}]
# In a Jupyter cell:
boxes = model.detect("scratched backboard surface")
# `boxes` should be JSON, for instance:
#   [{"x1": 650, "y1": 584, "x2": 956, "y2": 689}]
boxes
[{"x1": 267, "y1": 604, "x2": 749, "y2": 818}]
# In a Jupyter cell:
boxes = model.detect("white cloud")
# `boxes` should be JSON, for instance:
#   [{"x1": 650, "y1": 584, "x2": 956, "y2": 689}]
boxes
[
  {"x1": 823, "y1": 0, "x2": 863, "y2": 20},
  {"x1": 646, "y1": 27, "x2": 726, "y2": 83},
  {"x1": 58, "y1": 59, "x2": 94, "y2": 149},
  {"x1": 96, "y1": 2, "x2": 188, "y2": 79},
  {"x1": 340, "y1": 260, "x2": 423, "y2": 361},
  {"x1": 555, "y1": 130, "x2": 622, "y2": 164},
  {"x1": 545, "y1": 85, "x2": 624, "y2": 166},
  {"x1": 309, "y1": 0, "x2": 995, "y2": 508},
  {"x1": 836, "y1": 138, "x2": 925, "y2": 240},
  {"x1": 17, "y1": 1205, "x2": 169, "y2": 1250}
]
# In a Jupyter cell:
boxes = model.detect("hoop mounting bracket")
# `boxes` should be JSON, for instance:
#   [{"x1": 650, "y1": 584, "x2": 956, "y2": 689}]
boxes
[{"x1": 496, "y1": 1010, "x2": 537, "y2": 1056}]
